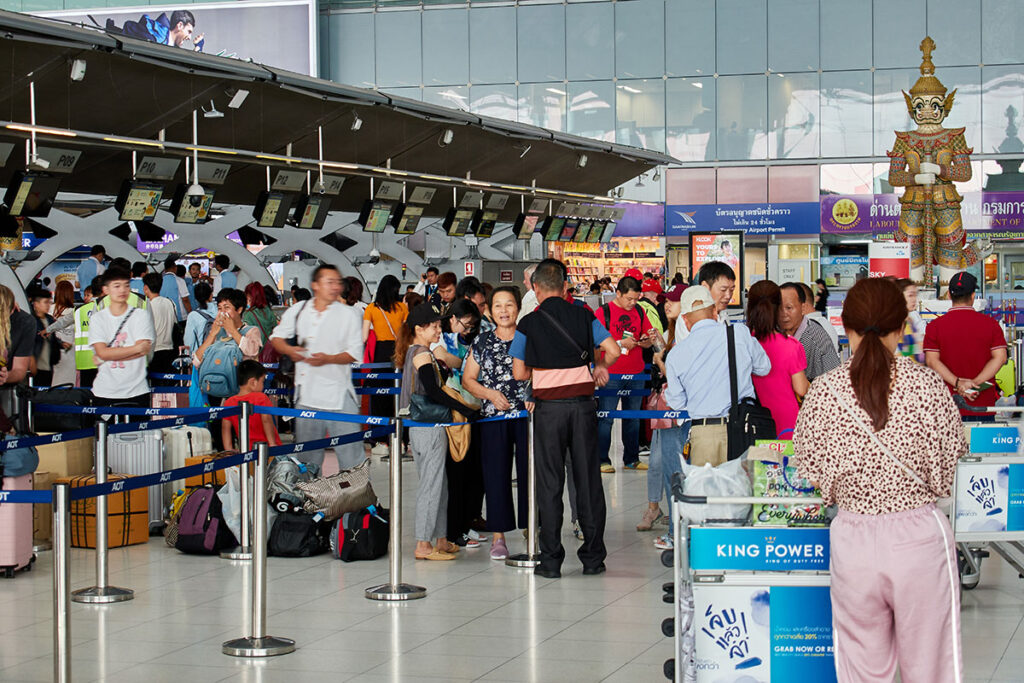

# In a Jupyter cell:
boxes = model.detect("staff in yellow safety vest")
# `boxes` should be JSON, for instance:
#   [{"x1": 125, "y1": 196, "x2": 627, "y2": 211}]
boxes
[{"x1": 74, "y1": 277, "x2": 147, "y2": 388}]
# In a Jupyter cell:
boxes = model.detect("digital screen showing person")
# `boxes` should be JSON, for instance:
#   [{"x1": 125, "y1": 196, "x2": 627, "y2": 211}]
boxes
[{"x1": 689, "y1": 232, "x2": 744, "y2": 307}]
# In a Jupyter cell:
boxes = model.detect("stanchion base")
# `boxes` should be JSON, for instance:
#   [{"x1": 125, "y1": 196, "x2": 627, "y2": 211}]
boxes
[
  {"x1": 71, "y1": 585, "x2": 134, "y2": 604},
  {"x1": 220, "y1": 546, "x2": 253, "y2": 560},
  {"x1": 32, "y1": 541, "x2": 51, "y2": 553},
  {"x1": 364, "y1": 583, "x2": 427, "y2": 601},
  {"x1": 505, "y1": 553, "x2": 540, "y2": 568},
  {"x1": 222, "y1": 635, "x2": 296, "y2": 657}
]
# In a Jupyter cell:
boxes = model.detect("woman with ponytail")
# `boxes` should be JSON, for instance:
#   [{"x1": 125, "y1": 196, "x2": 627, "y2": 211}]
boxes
[
  {"x1": 745, "y1": 280, "x2": 808, "y2": 437},
  {"x1": 793, "y1": 277, "x2": 967, "y2": 682}
]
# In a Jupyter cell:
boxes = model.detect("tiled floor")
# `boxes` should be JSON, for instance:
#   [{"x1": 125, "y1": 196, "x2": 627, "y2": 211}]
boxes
[{"x1": 1, "y1": 452, "x2": 1021, "y2": 682}]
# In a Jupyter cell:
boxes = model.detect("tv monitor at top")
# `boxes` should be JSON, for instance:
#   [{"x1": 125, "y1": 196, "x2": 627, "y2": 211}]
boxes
[
  {"x1": 512, "y1": 213, "x2": 540, "y2": 240},
  {"x1": 391, "y1": 203, "x2": 425, "y2": 235},
  {"x1": 253, "y1": 191, "x2": 294, "y2": 228},
  {"x1": 115, "y1": 180, "x2": 164, "y2": 222},
  {"x1": 4, "y1": 172, "x2": 61, "y2": 218},
  {"x1": 359, "y1": 199, "x2": 394, "y2": 233},
  {"x1": 599, "y1": 220, "x2": 618, "y2": 242},
  {"x1": 574, "y1": 220, "x2": 594, "y2": 243},
  {"x1": 443, "y1": 207, "x2": 475, "y2": 237},
  {"x1": 587, "y1": 220, "x2": 607, "y2": 243},
  {"x1": 471, "y1": 209, "x2": 499, "y2": 238},
  {"x1": 169, "y1": 183, "x2": 215, "y2": 224},
  {"x1": 542, "y1": 215, "x2": 566, "y2": 242},
  {"x1": 292, "y1": 194, "x2": 332, "y2": 230},
  {"x1": 558, "y1": 218, "x2": 580, "y2": 242}
]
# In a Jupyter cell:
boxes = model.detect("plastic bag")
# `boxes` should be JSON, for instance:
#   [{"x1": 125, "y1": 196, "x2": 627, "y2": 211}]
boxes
[
  {"x1": 676, "y1": 458, "x2": 751, "y2": 525},
  {"x1": 217, "y1": 467, "x2": 243, "y2": 541}
]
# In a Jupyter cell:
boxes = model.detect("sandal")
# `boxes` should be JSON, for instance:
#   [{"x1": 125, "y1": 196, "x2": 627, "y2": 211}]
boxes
[
  {"x1": 438, "y1": 540, "x2": 460, "y2": 554},
  {"x1": 415, "y1": 549, "x2": 456, "y2": 561}
]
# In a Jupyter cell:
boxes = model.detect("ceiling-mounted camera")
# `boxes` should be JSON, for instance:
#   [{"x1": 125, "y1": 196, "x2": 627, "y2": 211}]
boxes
[{"x1": 186, "y1": 182, "x2": 206, "y2": 208}]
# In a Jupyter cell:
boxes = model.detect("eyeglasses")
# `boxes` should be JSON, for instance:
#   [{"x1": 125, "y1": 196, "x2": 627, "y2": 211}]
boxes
[{"x1": 456, "y1": 318, "x2": 477, "y2": 330}]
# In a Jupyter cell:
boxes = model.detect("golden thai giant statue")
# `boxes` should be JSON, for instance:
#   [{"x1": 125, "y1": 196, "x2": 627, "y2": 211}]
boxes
[{"x1": 887, "y1": 37, "x2": 990, "y2": 289}]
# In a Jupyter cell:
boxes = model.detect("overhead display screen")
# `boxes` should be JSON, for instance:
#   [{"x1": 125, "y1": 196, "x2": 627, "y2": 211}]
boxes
[
  {"x1": 169, "y1": 184, "x2": 215, "y2": 224},
  {"x1": 558, "y1": 218, "x2": 580, "y2": 242},
  {"x1": 444, "y1": 208, "x2": 475, "y2": 237},
  {"x1": 4, "y1": 172, "x2": 61, "y2": 217},
  {"x1": 513, "y1": 214, "x2": 540, "y2": 240},
  {"x1": 293, "y1": 194, "x2": 331, "y2": 229},
  {"x1": 542, "y1": 216, "x2": 566, "y2": 242},
  {"x1": 359, "y1": 200, "x2": 393, "y2": 233},
  {"x1": 115, "y1": 181, "x2": 164, "y2": 222},
  {"x1": 392, "y1": 204, "x2": 424, "y2": 235},
  {"x1": 253, "y1": 191, "x2": 294, "y2": 228}
]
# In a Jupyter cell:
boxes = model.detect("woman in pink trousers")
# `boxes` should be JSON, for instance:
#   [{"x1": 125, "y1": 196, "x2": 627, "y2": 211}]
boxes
[{"x1": 794, "y1": 277, "x2": 966, "y2": 683}]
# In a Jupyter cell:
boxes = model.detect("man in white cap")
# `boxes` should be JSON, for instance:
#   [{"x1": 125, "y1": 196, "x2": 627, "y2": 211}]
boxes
[{"x1": 664, "y1": 285, "x2": 770, "y2": 468}]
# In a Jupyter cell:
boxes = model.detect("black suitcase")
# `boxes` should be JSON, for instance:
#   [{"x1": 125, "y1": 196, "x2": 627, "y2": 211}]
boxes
[{"x1": 27, "y1": 384, "x2": 95, "y2": 432}]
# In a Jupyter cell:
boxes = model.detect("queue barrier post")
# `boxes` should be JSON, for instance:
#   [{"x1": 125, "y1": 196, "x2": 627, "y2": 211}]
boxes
[
  {"x1": 222, "y1": 443, "x2": 296, "y2": 657},
  {"x1": 365, "y1": 417, "x2": 427, "y2": 601},
  {"x1": 222, "y1": 400, "x2": 253, "y2": 561},
  {"x1": 28, "y1": 383, "x2": 52, "y2": 554},
  {"x1": 506, "y1": 412, "x2": 539, "y2": 568},
  {"x1": 72, "y1": 420, "x2": 134, "y2": 604},
  {"x1": 52, "y1": 483, "x2": 71, "y2": 683}
]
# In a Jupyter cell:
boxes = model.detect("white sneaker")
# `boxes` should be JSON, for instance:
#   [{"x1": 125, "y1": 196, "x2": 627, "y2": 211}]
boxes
[
  {"x1": 654, "y1": 535, "x2": 674, "y2": 550},
  {"x1": 371, "y1": 443, "x2": 390, "y2": 456},
  {"x1": 467, "y1": 529, "x2": 489, "y2": 543}
]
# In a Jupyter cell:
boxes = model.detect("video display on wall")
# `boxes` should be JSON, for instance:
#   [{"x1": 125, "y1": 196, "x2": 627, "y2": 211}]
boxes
[{"x1": 689, "y1": 231, "x2": 744, "y2": 308}]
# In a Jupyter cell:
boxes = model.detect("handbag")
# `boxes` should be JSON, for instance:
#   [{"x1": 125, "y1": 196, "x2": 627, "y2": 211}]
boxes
[
  {"x1": 297, "y1": 460, "x2": 377, "y2": 521},
  {"x1": 407, "y1": 353, "x2": 451, "y2": 424},
  {"x1": 442, "y1": 385, "x2": 473, "y2": 462},
  {"x1": 28, "y1": 384, "x2": 95, "y2": 432},
  {"x1": 725, "y1": 325, "x2": 777, "y2": 461},
  {"x1": 0, "y1": 440, "x2": 38, "y2": 477},
  {"x1": 252, "y1": 310, "x2": 280, "y2": 366},
  {"x1": 646, "y1": 384, "x2": 674, "y2": 430}
]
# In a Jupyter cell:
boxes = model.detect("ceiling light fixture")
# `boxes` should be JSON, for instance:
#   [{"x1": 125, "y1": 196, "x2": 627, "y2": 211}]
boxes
[
  {"x1": 652, "y1": 167, "x2": 661, "y2": 182},
  {"x1": 70, "y1": 59, "x2": 86, "y2": 82},
  {"x1": 576, "y1": 153, "x2": 588, "y2": 169},
  {"x1": 351, "y1": 112, "x2": 363, "y2": 131},
  {"x1": 227, "y1": 88, "x2": 249, "y2": 109},
  {"x1": 202, "y1": 99, "x2": 224, "y2": 119},
  {"x1": 439, "y1": 128, "x2": 454, "y2": 146}
]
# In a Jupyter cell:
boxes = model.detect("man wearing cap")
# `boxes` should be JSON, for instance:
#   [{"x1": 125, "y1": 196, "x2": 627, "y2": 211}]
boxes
[
  {"x1": 924, "y1": 271, "x2": 1007, "y2": 419},
  {"x1": 639, "y1": 279, "x2": 666, "y2": 334},
  {"x1": 665, "y1": 285, "x2": 771, "y2": 467}
]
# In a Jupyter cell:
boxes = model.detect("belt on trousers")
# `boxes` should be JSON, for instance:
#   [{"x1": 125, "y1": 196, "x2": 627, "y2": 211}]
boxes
[
  {"x1": 690, "y1": 417, "x2": 727, "y2": 427},
  {"x1": 535, "y1": 396, "x2": 595, "y2": 404}
]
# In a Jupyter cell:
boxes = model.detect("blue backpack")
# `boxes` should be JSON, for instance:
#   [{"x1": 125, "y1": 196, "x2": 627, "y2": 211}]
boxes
[{"x1": 198, "y1": 328, "x2": 249, "y2": 398}]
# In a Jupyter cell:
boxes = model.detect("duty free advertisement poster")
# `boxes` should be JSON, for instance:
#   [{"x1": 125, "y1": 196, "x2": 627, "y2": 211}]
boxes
[
  {"x1": 954, "y1": 462, "x2": 1024, "y2": 533},
  {"x1": 693, "y1": 585, "x2": 836, "y2": 683}
]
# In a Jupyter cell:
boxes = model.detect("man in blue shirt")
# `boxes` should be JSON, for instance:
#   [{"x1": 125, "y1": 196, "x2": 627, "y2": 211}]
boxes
[
  {"x1": 159, "y1": 255, "x2": 190, "y2": 320},
  {"x1": 75, "y1": 245, "x2": 106, "y2": 291},
  {"x1": 212, "y1": 254, "x2": 236, "y2": 295},
  {"x1": 665, "y1": 285, "x2": 771, "y2": 467}
]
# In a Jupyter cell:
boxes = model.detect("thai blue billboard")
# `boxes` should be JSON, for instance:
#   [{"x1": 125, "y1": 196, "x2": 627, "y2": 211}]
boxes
[{"x1": 666, "y1": 202, "x2": 821, "y2": 237}]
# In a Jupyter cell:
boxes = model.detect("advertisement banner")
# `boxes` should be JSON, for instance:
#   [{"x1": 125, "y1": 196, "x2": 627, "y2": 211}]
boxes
[
  {"x1": 689, "y1": 527, "x2": 830, "y2": 572},
  {"x1": 868, "y1": 241, "x2": 911, "y2": 279},
  {"x1": 968, "y1": 425, "x2": 1021, "y2": 454},
  {"x1": 954, "y1": 462, "x2": 1024, "y2": 533},
  {"x1": 689, "y1": 231, "x2": 743, "y2": 307},
  {"x1": 819, "y1": 255, "x2": 868, "y2": 288},
  {"x1": 694, "y1": 585, "x2": 836, "y2": 683},
  {"x1": 613, "y1": 202, "x2": 665, "y2": 237},
  {"x1": 38, "y1": 0, "x2": 317, "y2": 76},
  {"x1": 667, "y1": 202, "x2": 819, "y2": 237}
]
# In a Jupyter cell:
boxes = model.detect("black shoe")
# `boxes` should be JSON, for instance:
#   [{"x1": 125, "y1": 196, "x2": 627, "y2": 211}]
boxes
[
  {"x1": 470, "y1": 517, "x2": 488, "y2": 532},
  {"x1": 582, "y1": 563, "x2": 606, "y2": 576},
  {"x1": 534, "y1": 567, "x2": 561, "y2": 579}
]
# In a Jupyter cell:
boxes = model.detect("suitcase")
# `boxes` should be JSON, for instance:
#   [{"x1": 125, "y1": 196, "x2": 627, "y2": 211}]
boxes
[
  {"x1": 0, "y1": 474, "x2": 34, "y2": 577},
  {"x1": 107, "y1": 430, "x2": 166, "y2": 533},
  {"x1": 57, "y1": 473, "x2": 149, "y2": 549},
  {"x1": 184, "y1": 451, "x2": 235, "y2": 489},
  {"x1": 165, "y1": 426, "x2": 213, "y2": 474}
]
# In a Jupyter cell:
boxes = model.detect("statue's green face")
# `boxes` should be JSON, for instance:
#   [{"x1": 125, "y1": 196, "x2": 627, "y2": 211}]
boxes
[{"x1": 912, "y1": 95, "x2": 947, "y2": 125}]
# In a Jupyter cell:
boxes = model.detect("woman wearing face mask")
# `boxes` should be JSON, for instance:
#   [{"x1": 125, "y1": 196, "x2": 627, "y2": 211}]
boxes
[
  {"x1": 195, "y1": 288, "x2": 261, "y2": 407},
  {"x1": 462, "y1": 286, "x2": 531, "y2": 560}
]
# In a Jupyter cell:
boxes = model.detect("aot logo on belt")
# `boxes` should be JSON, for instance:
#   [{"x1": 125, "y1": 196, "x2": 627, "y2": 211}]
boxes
[{"x1": 689, "y1": 528, "x2": 830, "y2": 571}]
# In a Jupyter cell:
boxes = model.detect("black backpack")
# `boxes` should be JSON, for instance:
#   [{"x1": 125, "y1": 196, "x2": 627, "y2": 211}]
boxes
[
  {"x1": 267, "y1": 512, "x2": 331, "y2": 557},
  {"x1": 330, "y1": 506, "x2": 389, "y2": 562}
]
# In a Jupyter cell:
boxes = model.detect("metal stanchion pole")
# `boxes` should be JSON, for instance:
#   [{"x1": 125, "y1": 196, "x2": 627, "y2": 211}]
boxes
[
  {"x1": 222, "y1": 401, "x2": 253, "y2": 560},
  {"x1": 72, "y1": 420, "x2": 133, "y2": 603},
  {"x1": 365, "y1": 417, "x2": 426, "y2": 600},
  {"x1": 223, "y1": 443, "x2": 295, "y2": 657},
  {"x1": 52, "y1": 483, "x2": 71, "y2": 683},
  {"x1": 25, "y1": 375, "x2": 33, "y2": 434},
  {"x1": 507, "y1": 413, "x2": 539, "y2": 568}
]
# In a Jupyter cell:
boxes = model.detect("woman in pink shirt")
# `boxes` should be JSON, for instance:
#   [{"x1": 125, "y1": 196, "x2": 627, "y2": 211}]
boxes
[{"x1": 746, "y1": 280, "x2": 809, "y2": 437}]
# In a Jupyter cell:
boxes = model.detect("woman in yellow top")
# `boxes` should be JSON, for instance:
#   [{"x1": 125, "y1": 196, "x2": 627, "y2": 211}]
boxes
[{"x1": 362, "y1": 274, "x2": 409, "y2": 436}]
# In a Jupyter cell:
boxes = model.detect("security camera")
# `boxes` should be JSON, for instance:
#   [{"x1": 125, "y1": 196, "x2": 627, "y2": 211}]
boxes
[
  {"x1": 368, "y1": 248, "x2": 381, "y2": 265},
  {"x1": 186, "y1": 182, "x2": 205, "y2": 208}
]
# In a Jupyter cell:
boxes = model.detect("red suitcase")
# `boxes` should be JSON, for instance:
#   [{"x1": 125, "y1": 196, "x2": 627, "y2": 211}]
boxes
[{"x1": 0, "y1": 473, "x2": 34, "y2": 577}]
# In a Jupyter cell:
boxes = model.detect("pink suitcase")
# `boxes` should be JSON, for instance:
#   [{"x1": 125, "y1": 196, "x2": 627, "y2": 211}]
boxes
[{"x1": 0, "y1": 474, "x2": 34, "y2": 577}]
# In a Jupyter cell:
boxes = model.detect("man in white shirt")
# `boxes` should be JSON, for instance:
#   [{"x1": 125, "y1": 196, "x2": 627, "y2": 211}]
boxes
[
  {"x1": 89, "y1": 267, "x2": 155, "y2": 407},
  {"x1": 271, "y1": 264, "x2": 365, "y2": 471},
  {"x1": 516, "y1": 263, "x2": 539, "y2": 324},
  {"x1": 143, "y1": 272, "x2": 178, "y2": 380},
  {"x1": 412, "y1": 266, "x2": 439, "y2": 299}
]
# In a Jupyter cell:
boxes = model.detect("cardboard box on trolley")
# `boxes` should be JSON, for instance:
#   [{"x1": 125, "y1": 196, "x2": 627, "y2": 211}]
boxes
[{"x1": 36, "y1": 434, "x2": 93, "y2": 478}]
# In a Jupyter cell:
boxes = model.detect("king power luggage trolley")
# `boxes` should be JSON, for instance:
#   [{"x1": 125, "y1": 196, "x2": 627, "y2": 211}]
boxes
[{"x1": 665, "y1": 482, "x2": 835, "y2": 683}]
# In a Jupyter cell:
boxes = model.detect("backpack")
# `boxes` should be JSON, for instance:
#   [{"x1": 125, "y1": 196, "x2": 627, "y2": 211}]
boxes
[
  {"x1": 174, "y1": 486, "x2": 237, "y2": 554},
  {"x1": 267, "y1": 512, "x2": 330, "y2": 557},
  {"x1": 198, "y1": 330, "x2": 244, "y2": 398},
  {"x1": 266, "y1": 456, "x2": 320, "y2": 513},
  {"x1": 197, "y1": 311, "x2": 215, "y2": 346},
  {"x1": 330, "y1": 505, "x2": 389, "y2": 562}
]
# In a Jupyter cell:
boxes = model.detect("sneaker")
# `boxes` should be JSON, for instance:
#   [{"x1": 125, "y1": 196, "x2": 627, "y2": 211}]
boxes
[
  {"x1": 467, "y1": 529, "x2": 489, "y2": 544},
  {"x1": 490, "y1": 538, "x2": 509, "y2": 560},
  {"x1": 371, "y1": 443, "x2": 391, "y2": 457},
  {"x1": 638, "y1": 446, "x2": 651, "y2": 457},
  {"x1": 453, "y1": 533, "x2": 481, "y2": 549},
  {"x1": 623, "y1": 461, "x2": 649, "y2": 471},
  {"x1": 600, "y1": 463, "x2": 615, "y2": 474},
  {"x1": 572, "y1": 521, "x2": 584, "y2": 542},
  {"x1": 654, "y1": 534, "x2": 674, "y2": 550},
  {"x1": 636, "y1": 506, "x2": 664, "y2": 531}
]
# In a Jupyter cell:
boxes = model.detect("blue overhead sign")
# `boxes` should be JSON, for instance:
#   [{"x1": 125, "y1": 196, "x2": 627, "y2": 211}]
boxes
[{"x1": 666, "y1": 202, "x2": 820, "y2": 236}]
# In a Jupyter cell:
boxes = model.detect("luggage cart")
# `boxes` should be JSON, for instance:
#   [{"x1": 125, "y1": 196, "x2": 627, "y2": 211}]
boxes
[
  {"x1": 663, "y1": 481, "x2": 834, "y2": 683},
  {"x1": 952, "y1": 411, "x2": 1024, "y2": 590}
]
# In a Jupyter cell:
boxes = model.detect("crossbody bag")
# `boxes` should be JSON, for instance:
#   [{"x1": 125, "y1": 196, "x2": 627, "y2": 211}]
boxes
[
  {"x1": 536, "y1": 307, "x2": 592, "y2": 365},
  {"x1": 725, "y1": 325, "x2": 776, "y2": 460}
]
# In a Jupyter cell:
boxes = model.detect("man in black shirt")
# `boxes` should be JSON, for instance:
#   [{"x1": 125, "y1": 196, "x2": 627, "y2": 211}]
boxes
[{"x1": 512, "y1": 259, "x2": 620, "y2": 578}]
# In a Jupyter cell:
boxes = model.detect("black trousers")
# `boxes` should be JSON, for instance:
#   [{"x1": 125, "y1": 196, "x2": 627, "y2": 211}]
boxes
[
  {"x1": 534, "y1": 397, "x2": 607, "y2": 572},
  {"x1": 149, "y1": 349, "x2": 178, "y2": 387},
  {"x1": 78, "y1": 368, "x2": 97, "y2": 389},
  {"x1": 446, "y1": 422, "x2": 484, "y2": 540},
  {"x1": 480, "y1": 418, "x2": 529, "y2": 532}
]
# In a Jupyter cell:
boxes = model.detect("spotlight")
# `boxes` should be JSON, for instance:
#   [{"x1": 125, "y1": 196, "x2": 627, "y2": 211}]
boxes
[
  {"x1": 616, "y1": 187, "x2": 624, "y2": 198},
  {"x1": 70, "y1": 59, "x2": 86, "y2": 82},
  {"x1": 653, "y1": 167, "x2": 661, "y2": 182},
  {"x1": 203, "y1": 99, "x2": 224, "y2": 119},
  {"x1": 518, "y1": 144, "x2": 531, "y2": 159},
  {"x1": 351, "y1": 112, "x2": 363, "y2": 131},
  {"x1": 227, "y1": 89, "x2": 249, "y2": 109},
  {"x1": 576, "y1": 154, "x2": 588, "y2": 169},
  {"x1": 439, "y1": 128, "x2": 454, "y2": 146},
  {"x1": 635, "y1": 173, "x2": 646, "y2": 188}
]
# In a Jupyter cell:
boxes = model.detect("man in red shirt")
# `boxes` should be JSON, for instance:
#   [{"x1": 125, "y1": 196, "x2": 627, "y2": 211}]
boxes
[
  {"x1": 595, "y1": 275, "x2": 654, "y2": 472},
  {"x1": 924, "y1": 271, "x2": 1007, "y2": 419}
]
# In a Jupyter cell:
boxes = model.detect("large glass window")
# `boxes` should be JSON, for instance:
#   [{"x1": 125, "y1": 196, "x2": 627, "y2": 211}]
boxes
[
  {"x1": 717, "y1": 75, "x2": 768, "y2": 160},
  {"x1": 820, "y1": 70, "x2": 873, "y2": 157},
  {"x1": 769, "y1": 165, "x2": 818, "y2": 202},
  {"x1": 374, "y1": 10, "x2": 421, "y2": 88},
  {"x1": 927, "y1": 0, "x2": 981, "y2": 67},
  {"x1": 616, "y1": 79, "x2": 665, "y2": 153},
  {"x1": 665, "y1": 0, "x2": 714, "y2": 77},
  {"x1": 423, "y1": 86, "x2": 468, "y2": 110},
  {"x1": 768, "y1": 72, "x2": 820, "y2": 159},
  {"x1": 820, "y1": 0, "x2": 871, "y2": 71},
  {"x1": 567, "y1": 80, "x2": 615, "y2": 142},
  {"x1": 422, "y1": 9, "x2": 469, "y2": 86},
  {"x1": 982, "y1": 0, "x2": 1024, "y2": 65},
  {"x1": 381, "y1": 86, "x2": 422, "y2": 102},
  {"x1": 469, "y1": 84, "x2": 518, "y2": 122},
  {"x1": 470, "y1": 6, "x2": 517, "y2": 84},
  {"x1": 717, "y1": 167, "x2": 768, "y2": 204},
  {"x1": 767, "y1": 0, "x2": 818, "y2": 73},
  {"x1": 666, "y1": 168, "x2": 716, "y2": 205},
  {"x1": 666, "y1": 77, "x2": 716, "y2": 162},
  {"x1": 518, "y1": 84, "x2": 566, "y2": 131},
  {"x1": 820, "y1": 163, "x2": 875, "y2": 195},
  {"x1": 982, "y1": 66, "x2": 1024, "y2": 159},
  {"x1": 936, "y1": 66, "x2": 982, "y2": 153},
  {"x1": 566, "y1": 1, "x2": 614, "y2": 81},
  {"x1": 614, "y1": 0, "x2": 664, "y2": 79},
  {"x1": 518, "y1": 3, "x2": 565, "y2": 84},
  {"x1": 872, "y1": 0, "x2": 925, "y2": 69},
  {"x1": 873, "y1": 69, "x2": 916, "y2": 157},
  {"x1": 327, "y1": 12, "x2": 375, "y2": 88},
  {"x1": 716, "y1": 0, "x2": 767, "y2": 75}
]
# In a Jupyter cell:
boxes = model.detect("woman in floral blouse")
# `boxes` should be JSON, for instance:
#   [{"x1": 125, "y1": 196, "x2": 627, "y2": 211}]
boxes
[{"x1": 462, "y1": 286, "x2": 532, "y2": 561}]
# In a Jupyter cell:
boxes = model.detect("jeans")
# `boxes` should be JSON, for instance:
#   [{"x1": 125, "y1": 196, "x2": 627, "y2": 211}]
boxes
[
  {"x1": 293, "y1": 393, "x2": 363, "y2": 471},
  {"x1": 658, "y1": 421, "x2": 689, "y2": 536},
  {"x1": 597, "y1": 378, "x2": 644, "y2": 466}
]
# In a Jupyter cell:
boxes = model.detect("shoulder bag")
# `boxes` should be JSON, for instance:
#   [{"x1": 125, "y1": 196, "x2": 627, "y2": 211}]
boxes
[
  {"x1": 408, "y1": 350, "x2": 451, "y2": 424},
  {"x1": 536, "y1": 306, "x2": 593, "y2": 365},
  {"x1": 252, "y1": 309, "x2": 280, "y2": 366},
  {"x1": 726, "y1": 325, "x2": 776, "y2": 460}
]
